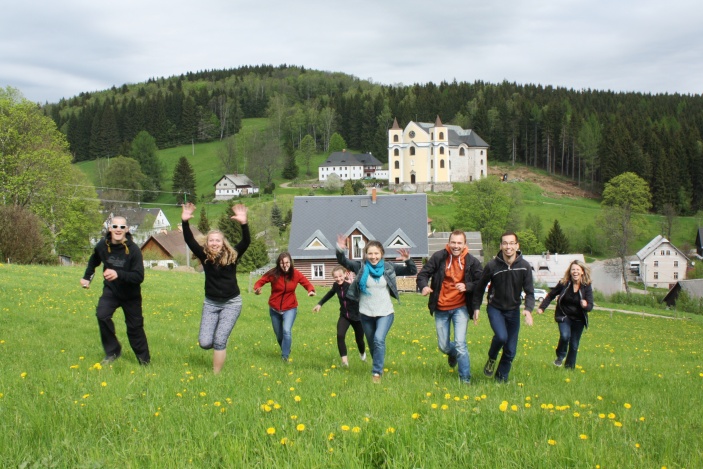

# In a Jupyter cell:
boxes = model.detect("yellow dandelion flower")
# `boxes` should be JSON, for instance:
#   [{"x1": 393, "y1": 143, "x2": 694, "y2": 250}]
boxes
[
  {"x1": 330, "y1": 393, "x2": 337, "y2": 397},
  {"x1": 341, "y1": 425, "x2": 350, "y2": 431},
  {"x1": 597, "y1": 396, "x2": 603, "y2": 400},
  {"x1": 220, "y1": 408, "x2": 226, "y2": 413},
  {"x1": 444, "y1": 393, "x2": 451, "y2": 399},
  {"x1": 82, "y1": 394, "x2": 90, "y2": 399},
  {"x1": 101, "y1": 382, "x2": 107, "y2": 387},
  {"x1": 511, "y1": 405, "x2": 518, "y2": 411},
  {"x1": 263, "y1": 405, "x2": 272, "y2": 412},
  {"x1": 352, "y1": 427, "x2": 361, "y2": 433},
  {"x1": 439, "y1": 404, "x2": 448, "y2": 410},
  {"x1": 294, "y1": 395, "x2": 301, "y2": 402},
  {"x1": 474, "y1": 396, "x2": 481, "y2": 402},
  {"x1": 499, "y1": 401, "x2": 509, "y2": 412},
  {"x1": 412, "y1": 413, "x2": 420, "y2": 419},
  {"x1": 289, "y1": 387, "x2": 295, "y2": 391},
  {"x1": 273, "y1": 403, "x2": 281, "y2": 409},
  {"x1": 525, "y1": 403, "x2": 532, "y2": 408},
  {"x1": 608, "y1": 413, "x2": 616, "y2": 419},
  {"x1": 624, "y1": 403, "x2": 632, "y2": 409},
  {"x1": 329, "y1": 448, "x2": 333, "y2": 453},
  {"x1": 598, "y1": 413, "x2": 606, "y2": 419},
  {"x1": 614, "y1": 421, "x2": 623, "y2": 427},
  {"x1": 0, "y1": 393, "x2": 3, "y2": 399},
  {"x1": 328, "y1": 433, "x2": 335, "y2": 441},
  {"x1": 154, "y1": 412, "x2": 160, "y2": 417},
  {"x1": 635, "y1": 443, "x2": 641, "y2": 448},
  {"x1": 565, "y1": 378, "x2": 571, "y2": 383},
  {"x1": 481, "y1": 394, "x2": 487, "y2": 399},
  {"x1": 431, "y1": 403, "x2": 438, "y2": 409},
  {"x1": 296, "y1": 424, "x2": 305, "y2": 432},
  {"x1": 639, "y1": 416, "x2": 646, "y2": 421},
  {"x1": 199, "y1": 392, "x2": 206, "y2": 397},
  {"x1": 20, "y1": 372, "x2": 27, "y2": 378},
  {"x1": 573, "y1": 412, "x2": 580, "y2": 417},
  {"x1": 364, "y1": 417, "x2": 370, "y2": 422},
  {"x1": 214, "y1": 402, "x2": 221, "y2": 407},
  {"x1": 525, "y1": 396, "x2": 531, "y2": 401},
  {"x1": 290, "y1": 415, "x2": 298, "y2": 420},
  {"x1": 548, "y1": 439, "x2": 557, "y2": 446},
  {"x1": 280, "y1": 437, "x2": 289, "y2": 445},
  {"x1": 266, "y1": 427, "x2": 276, "y2": 435},
  {"x1": 176, "y1": 393, "x2": 182, "y2": 398},
  {"x1": 579, "y1": 434, "x2": 588, "y2": 440},
  {"x1": 70, "y1": 365, "x2": 79, "y2": 369},
  {"x1": 386, "y1": 427, "x2": 396, "y2": 434},
  {"x1": 426, "y1": 392, "x2": 432, "y2": 397},
  {"x1": 267, "y1": 399, "x2": 275, "y2": 405}
]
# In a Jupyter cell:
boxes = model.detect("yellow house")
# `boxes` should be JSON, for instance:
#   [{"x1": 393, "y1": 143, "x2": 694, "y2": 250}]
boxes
[{"x1": 388, "y1": 116, "x2": 488, "y2": 191}]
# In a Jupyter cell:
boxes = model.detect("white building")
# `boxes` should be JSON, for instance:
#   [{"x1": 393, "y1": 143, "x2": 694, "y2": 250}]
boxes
[
  {"x1": 318, "y1": 150, "x2": 385, "y2": 181},
  {"x1": 388, "y1": 116, "x2": 489, "y2": 192},
  {"x1": 636, "y1": 235, "x2": 689, "y2": 288},
  {"x1": 214, "y1": 174, "x2": 259, "y2": 200}
]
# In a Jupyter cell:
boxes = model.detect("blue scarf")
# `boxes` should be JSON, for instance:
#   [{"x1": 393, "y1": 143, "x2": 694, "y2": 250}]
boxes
[{"x1": 359, "y1": 259, "x2": 385, "y2": 295}]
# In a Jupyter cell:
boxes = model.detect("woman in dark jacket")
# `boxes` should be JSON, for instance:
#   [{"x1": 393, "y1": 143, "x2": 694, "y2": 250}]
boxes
[
  {"x1": 313, "y1": 265, "x2": 366, "y2": 367},
  {"x1": 537, "y1": 260, "x2": 594, "y2": 369}
]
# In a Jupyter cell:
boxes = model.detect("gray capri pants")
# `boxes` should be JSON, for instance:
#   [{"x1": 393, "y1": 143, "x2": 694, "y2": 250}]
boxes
[{"x1": 199, "y1": 296, "x2": 243, "y2": 351}]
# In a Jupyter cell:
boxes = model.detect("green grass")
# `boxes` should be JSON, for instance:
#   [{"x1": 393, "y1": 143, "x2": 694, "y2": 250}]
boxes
[{"x1": 2, "y1": 263, "x2": 702, "y2": 467}]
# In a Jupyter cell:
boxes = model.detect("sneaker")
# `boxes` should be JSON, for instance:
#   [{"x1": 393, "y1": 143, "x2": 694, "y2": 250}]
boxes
[
  {"x1": 360, "y1": 352, "x2": 367, "y2": 362},
  {"x1": 483, "y1": 358, "x2": 496, "y2": 377},
  {"x1": 372, "y1": 374, "x2": 381, "y2": 384},
  {"x1": 461, "y1": 378, "x2": 471, "y2": 386},
  {"x1": 554, "y1": 358, "x2": 564, "y2": 367},
  {"x1": 341, "y1": 357, "x2": 349, "y2": 367},
  {"x1": 101, "y1": 352, "x2": 121, "y2": 365},
  {"x1": 282, "y1": 357, "x2": 289, "y2": 363},
  {"x1": 448, "y1": 354, "x2": 457, "y2": 368}
]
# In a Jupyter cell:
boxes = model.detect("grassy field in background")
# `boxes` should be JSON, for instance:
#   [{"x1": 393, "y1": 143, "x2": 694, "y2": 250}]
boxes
[{"x1": 1, "y1": 264, "x2": 702, "y2": 467}]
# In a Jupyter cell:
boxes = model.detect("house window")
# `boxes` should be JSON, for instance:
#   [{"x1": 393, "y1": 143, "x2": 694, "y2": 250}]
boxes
[
  {"x1": 431, "y1": 160, "x2": 433, "y2": 169},
  {"x1": 481, "y1": 159, "x2": 484, "y2": 165},
  {"x1": 312, "y1": 264, "x2": 325, "y2": 280},
  {"x1": 351, "y1": 235, "x2": 365, "y2": 260},
  {"x1": 654, "y1": 272, "x2": 659, "y2": 279},
  {"x1": 394, "y1": 161, "x2": 399, "y2": 169},
  {"x1": 395, "y1": 177, "x2": 399, "y2": 184},
  {"x1": 660, "y1": 250, "x2": 665, "y2": 255},
  {"x1": 393, "y1": 135, "x2": 398, "y2": 142},
  {"x1": 460, "y1": 148, "x2": 465, "y2": 156},
  {"x1": 410, "y1": 147, "x2": 415, "y2": 156},
  {"x1": 674, "y1": 261, "x2": 679, "y2": 267},
  {"x1": 439, "y1": 147, "x2": 444, "y2": 155},
  {"x1": 674, "y1": 272, "x2": 679, "y2": 279},
  {"x1": 440, "y1": 159, "x2": 445, "y2": 169},
  {"x1": 439, "y1": 132, "x2": 444, "y2": 139},
  {"x1": 481, "y1": 150, "x2": 484, "y2": 155},
  {"x1": 654, "y1": 261, "x2": 658, "y2": 267},
  {"x1": 394, "y1": 148, "x2": 399, "y2": 156},
  {"x1": 666, "y1": 250, "x2": 671, "y2": 255}
]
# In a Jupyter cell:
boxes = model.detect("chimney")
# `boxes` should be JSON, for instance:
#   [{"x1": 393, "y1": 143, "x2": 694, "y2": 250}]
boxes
[{"x1": 372, "y1": 188, "x2": 377, "y2": 204}]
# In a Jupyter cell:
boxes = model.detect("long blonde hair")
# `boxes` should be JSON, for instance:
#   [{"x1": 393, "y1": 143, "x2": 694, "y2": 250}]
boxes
[
  {"x1": 561, "y1": 260, "x2": 591, "y2": 286},
  {"x1": 199, "y1": 230, "x2": 239, "y2": 266}
]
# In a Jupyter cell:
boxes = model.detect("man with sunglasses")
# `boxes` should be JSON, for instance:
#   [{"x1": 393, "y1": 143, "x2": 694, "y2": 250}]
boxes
[{"x1": 81, "y1": 216, "x2": 151, "y2": 365}]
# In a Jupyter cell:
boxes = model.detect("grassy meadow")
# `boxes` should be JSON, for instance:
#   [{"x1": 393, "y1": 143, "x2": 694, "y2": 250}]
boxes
[{"x1": 1, "y1": 263, "x2": 702, "y2": 467}]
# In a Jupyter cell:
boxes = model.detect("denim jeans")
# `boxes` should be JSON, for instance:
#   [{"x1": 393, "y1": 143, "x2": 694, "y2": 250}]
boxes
[
  {"x1": 360, "y1": 313, "x2": 394, "y2": 376},
  {"x1": 486, "y1": 305, "x2": 521, "y2": 382},
  {"x1": 434, "y1": 307, "x2": 470, "y2": 382},
  {"x1": 269, "y1": 307, "x2": 297, "y2": 360},
  {"x1": 556, "y1": 316, "x2": 586, "y2": 368}
]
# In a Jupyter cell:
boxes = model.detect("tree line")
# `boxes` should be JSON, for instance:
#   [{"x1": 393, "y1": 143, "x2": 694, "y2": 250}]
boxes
[{"x1": 44, "y1": 64, "x2": 703, "y2": 215}]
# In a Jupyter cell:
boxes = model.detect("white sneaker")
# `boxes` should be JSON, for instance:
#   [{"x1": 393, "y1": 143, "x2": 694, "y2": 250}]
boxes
[{"x1": 360, "y1": 352, "x2": 367, "y2": 362}]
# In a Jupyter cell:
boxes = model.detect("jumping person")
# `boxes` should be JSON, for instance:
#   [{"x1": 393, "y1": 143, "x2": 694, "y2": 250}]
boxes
[
  {"x1": 472, "y1": 231, "x2": 535, "y2": 382},
  {"x1": 417, "y1": 230, "x2": 483, "y2": 385},
  {"x1": 181, "y1": 202, "x2": 249, "y2": 374},
  {"x1": 335, "y1": 234, "x2": 417, "y2": 383},
  {"x1": 537, "y1": 260, "x2": 593, "y2": 369},
  {"x1": 313, "y1": 265, "x2": 366, "y2": 367},
  {"x1": 80, "y1": 216, "x2": 151, "y2": 365},
  {"x1": 254, "y1": 252, "x2": 316, "y2": 362}
]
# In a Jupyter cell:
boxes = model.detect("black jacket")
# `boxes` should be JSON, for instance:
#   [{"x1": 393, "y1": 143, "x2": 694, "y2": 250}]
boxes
[
  {"x1": 83, "y1": 232, "x2": 144, "y2": 300},
  {"x1": 416, "y1": 249, "x2": 483, "y2": 318},
  {"x1": 539, "y1": 281, "x2": 594, "y2": 328},
  {"x1": 317, "y1": 281, "x2": 361, "y2": 322},
  {"x1": 472, "y1": 250, "x2": 535, "y2": 312}
]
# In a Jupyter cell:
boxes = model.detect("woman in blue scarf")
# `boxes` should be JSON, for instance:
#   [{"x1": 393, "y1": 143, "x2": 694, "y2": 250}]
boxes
[{"x1": 336, "y1": 235, "x2": 417, "y2": 383}]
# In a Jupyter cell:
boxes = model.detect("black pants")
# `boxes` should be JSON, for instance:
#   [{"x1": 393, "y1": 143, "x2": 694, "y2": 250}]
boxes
[
  {"x1": 96, "y1": 287, "x2": 151, "y2": 363},
  {"x1": 336, "y1": 316, "x2": 365, "y2": 357}
]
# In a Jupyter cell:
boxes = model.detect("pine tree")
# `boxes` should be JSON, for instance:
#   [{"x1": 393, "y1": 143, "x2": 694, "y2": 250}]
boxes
[
  {"x1": 271, "y1": 204, "x2": 283, "y2": 228},
  {"x1": 282, "y1": 150, "x2": 299, "y2": 180},
  {"x1": 342, "y1": 180, "x2": 355, "y2": 195},
  {"x1": 217, "y1": 203, "x2": 242, "y2": 246},
  {"x1": 544, "y1": 219, "x2": 570, "y2": 254},
  {"x1": 172, "y1": 156, "x2": 197, "y2": 204},
  {"x1": 238, "y1": 235, "x2": 270, "y2": 272},
  {"x1": 197, "y1": 206, "x2": 210, "y2": 233},
  {"x1": 130, "y1": 130, "x2": 163, "y2": 201}
]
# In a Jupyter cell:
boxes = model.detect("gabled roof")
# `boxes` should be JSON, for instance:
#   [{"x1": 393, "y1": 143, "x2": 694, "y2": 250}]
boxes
[
  {"x1": 320, "y1": 151, "x2": 382, "y2": 168},
  {"x1": 216, "y1": 174, "x2": 256, "y2": 187},
  {"x1": 141, "y1": 227, "x2": 202, "y2": 258},
  {"x1": 636, "y1": 235, "x2": 689, "y2": 261},
  {"x1": 106, "y1": 208, "x2": 167, "y2": 227},
  {"x1": 288, "y1": 194, "x2": 429, "y2": 260},
  {"x1": 412, "y1": 121, "x2": 489, "y2": 148},
  {"x1": 663, "y1": 279, "x2": 703, "y2": 306}
]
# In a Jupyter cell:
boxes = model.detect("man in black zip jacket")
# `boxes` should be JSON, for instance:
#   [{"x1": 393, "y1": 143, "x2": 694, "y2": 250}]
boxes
[
  {"x1": 472, "y1": 231, "x2": 535, "y2": 382},
  {"x1": 80, "y1": 216, "x2": 151, "y2": 365}
]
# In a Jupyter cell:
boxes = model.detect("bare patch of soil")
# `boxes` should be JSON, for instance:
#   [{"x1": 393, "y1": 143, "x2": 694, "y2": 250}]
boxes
[{"x1": 489, "y1": 166, "x2": 599, "y2": 199}]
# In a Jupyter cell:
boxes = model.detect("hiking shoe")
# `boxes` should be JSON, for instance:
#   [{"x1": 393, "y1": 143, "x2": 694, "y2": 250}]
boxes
[
  {"x1": 483, "y1": 358, "x2": 496, "y2": 377},
  {"x1": 282, "y1": 357, "x2": 289, "y2": 363},
  {"x1": 101, "y1": 352, "x2": 121, "y2": 365},
  {"x1": 448, "y1": 354, "x2": 457, "y2": 368},
  {"x1": 372, "y1": 374, "x2": 381, "y2": 384},
  {"x1": 554, "y1": 358, "x2": 564, "y2": 367}
]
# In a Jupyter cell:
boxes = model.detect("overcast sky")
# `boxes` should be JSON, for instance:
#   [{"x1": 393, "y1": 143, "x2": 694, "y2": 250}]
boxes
[{"x1": 3, "y1": 0, "x2": 702, "y2": 104}]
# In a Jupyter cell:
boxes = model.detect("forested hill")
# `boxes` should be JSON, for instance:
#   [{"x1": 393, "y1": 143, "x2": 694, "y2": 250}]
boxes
[{"x1": 45, "y1": 64, "x2": 703, "y2": 214}]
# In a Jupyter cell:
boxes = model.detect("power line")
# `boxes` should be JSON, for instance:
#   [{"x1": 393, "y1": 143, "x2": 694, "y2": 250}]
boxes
[{"x1": 66, "y1": 184, "x2": 191, "y2": 196}]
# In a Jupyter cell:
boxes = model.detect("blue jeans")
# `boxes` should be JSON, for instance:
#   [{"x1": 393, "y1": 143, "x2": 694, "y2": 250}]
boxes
[
  {"x1": 487, "y1": 305, "x2": 521, "y2": 382},
  {"x1": 360, "y1": 314, "x2": 394, "y2": 376},
  {"x1": 556, "y1": 317, "x2": 586, "y2": 368},
  {"x1": 269, "y1": 307, "x2": 297, "y2": 360},
  {"x1": 434, "y1": 307, "x2": 470, "y2": 382}
]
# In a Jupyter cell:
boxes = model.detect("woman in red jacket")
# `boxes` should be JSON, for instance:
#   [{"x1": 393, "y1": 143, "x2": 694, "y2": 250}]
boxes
[{"x1": 254, "y1": 252, "x2": 316, "y2": 362}]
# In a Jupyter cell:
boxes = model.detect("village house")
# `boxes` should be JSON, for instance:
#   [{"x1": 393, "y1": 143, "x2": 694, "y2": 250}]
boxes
[
  {"x1": 388, "y1": 116, "x2": 489, "y2": 192},
  {"x1": 522, "y1": 253, "x2": 587, "y2": 287},
  {"x1": 635, "y1": 235, "x2": 689, "y2": 288},
  {"x1": 663, "y1": 279, "x2": 703, "y2": 307},
  {"x1": 140, "y1": 225, "x2": 202, "y2": 269},
  {"x1": 318, "y1": 150, "x2": 386, "y2": 181},
  {"x1": 214, "y1": 174, "x2": 259, "y2": 200},
  {"x1": 287, "y1": 191, "x2": 428, "y2": 287},
  {"x1": 102, "y1": 208, "x2": 171, "y2": 246}
]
